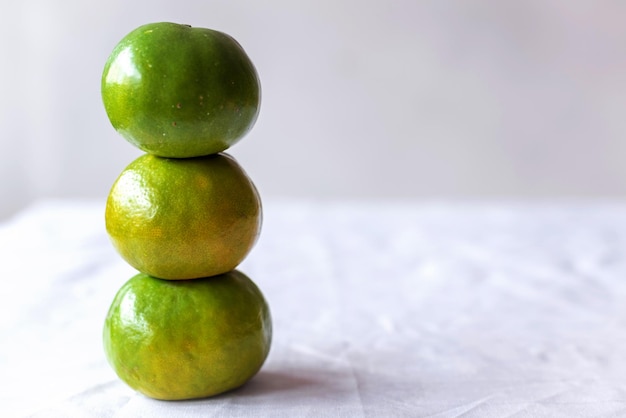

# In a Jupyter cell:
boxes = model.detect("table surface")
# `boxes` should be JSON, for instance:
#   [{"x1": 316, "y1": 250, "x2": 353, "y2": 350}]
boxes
[{"x1": 2, "y1": 198, "x2": 626, "y2": 417}]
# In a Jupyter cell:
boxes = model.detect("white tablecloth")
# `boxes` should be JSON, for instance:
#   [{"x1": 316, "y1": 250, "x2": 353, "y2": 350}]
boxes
[{"x1": 2, "y1": 198, "x2": 626, "y2": 417}]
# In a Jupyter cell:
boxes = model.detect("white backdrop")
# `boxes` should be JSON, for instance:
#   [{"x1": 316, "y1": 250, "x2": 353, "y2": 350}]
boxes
[{"x1": 1, "y1": 0, "x2": 625, "y2": 218}]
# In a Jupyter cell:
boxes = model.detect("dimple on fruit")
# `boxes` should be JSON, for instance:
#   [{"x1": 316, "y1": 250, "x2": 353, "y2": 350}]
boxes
[{"x1": 101, "y1": 22, "x2": 271, "y2": 401}]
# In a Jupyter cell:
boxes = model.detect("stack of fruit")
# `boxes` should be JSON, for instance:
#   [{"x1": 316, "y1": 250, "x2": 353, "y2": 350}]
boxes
[{"x1": 100, "y1": 22, "x2": 272, "y2": 401}]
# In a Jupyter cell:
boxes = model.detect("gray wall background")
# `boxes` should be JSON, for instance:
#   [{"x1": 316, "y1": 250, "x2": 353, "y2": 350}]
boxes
[{"x1": 1, "y1": 1, "x2": 625, "y2": 218}]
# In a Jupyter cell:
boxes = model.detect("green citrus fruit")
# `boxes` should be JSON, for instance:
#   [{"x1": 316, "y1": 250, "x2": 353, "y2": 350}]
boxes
[
  {"x1": 101, "y1": 22, "x2": 261, "y2": 158},
  {"x1": 103, "y1": 270, "x2": 272, "y2": 400},
  {"x1": 105, "y1": 152, "x2": 261, "y2": 280}
]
